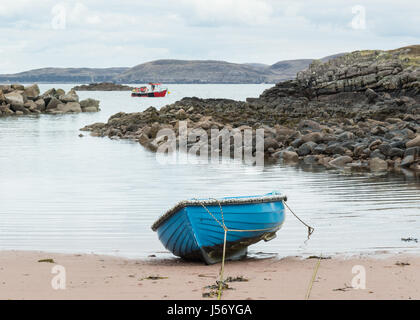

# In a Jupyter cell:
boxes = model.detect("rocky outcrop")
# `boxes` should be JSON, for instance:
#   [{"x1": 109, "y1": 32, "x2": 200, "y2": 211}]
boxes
[
  {"x1": 257, "y1": 45, "x2": 420, "y2": 113},
  {"x1": 81, "y1": 45, "x2": 420, "y2": 173},
  {"x1": 72, "y1": 82, "x2": 134, "y2": 91},
  {"x1": 296, "y1": 47, "x2": 419, "y2": 96},
  {"x1": 0, "y1": 84, "x2": 100, "y2": 116}
]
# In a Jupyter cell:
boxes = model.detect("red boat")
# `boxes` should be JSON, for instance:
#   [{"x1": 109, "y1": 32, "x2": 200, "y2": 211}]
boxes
[{"x1": 131, "y1": 83, "x2": 169, "y2": 97}]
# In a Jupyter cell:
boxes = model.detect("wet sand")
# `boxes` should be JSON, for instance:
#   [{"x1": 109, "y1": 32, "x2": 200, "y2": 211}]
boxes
[{"x1": 0, "y1": 250, "x2": 419, "y2": 300}]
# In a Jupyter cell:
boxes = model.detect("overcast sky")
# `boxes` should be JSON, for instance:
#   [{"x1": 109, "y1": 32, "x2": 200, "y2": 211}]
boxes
[{"x1": 0, "y1": 0, "x2": 419, "y2": 73}]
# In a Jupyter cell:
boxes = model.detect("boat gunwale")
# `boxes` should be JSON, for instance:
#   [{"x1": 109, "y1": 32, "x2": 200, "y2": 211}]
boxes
[{"x1": 151, "y1": 193, "x2": 287, "y2": 232}]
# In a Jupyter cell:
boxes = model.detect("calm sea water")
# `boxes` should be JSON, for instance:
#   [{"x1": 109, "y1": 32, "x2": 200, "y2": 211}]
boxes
[{"x1": 0, "y1": 84, "x2": 419, "y2": 259}]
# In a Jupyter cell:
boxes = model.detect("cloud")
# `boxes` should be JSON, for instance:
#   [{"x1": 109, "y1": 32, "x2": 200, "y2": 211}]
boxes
[
  {"x1": 0, "y1": 0, "x2": 419, "y2": 73},
  {"x1": 0, "y1": 0, "x2": 48, "y2": 17},
  {"x1": 180, "y1": 0, "x2": 272, "y2": 26},
  {"x1": 68, "y1": 3, "x2": 102, "y2": 26}
]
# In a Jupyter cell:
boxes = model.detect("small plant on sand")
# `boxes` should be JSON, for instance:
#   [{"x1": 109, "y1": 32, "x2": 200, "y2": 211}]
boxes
[
  {"x1": 37, "y1": 259, "x2": 55, "y2": 263},
  {"x1": 140, "y1": 275, "x2": 168, "y2": 280}
]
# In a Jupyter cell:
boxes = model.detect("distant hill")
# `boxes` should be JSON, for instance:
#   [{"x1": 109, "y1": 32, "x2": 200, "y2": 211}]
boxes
[
  {"x1": 0, "y1": 54, "x2": 346, "y2": 84},
  {"x1": 114, "y1": 59, "x2": 270, "y2": 84},
  {"x1": 0, "y1": 67, "x2": 129, "y2": 83},
  {"x1": 319, "y1": 53, "x2": 347, "y2": 62},
  {"x1": 243, "y1": 63, "x2": 270, "y2": 70},
  {"x1": 266, "y1": 59, "x2": 314, "y2": 82}
]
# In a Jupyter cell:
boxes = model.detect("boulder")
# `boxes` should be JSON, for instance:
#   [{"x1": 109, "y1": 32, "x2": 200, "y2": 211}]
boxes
[
  {"x1": 41, "y1": 88, "x2": 57, "y2": 100},
  {"x1": 46, "y1": 97, "x2": 61, "y2": 110},
  {"x1": 0, "y1": 85, "x2": 12, "y2": 93},
  {"x1": 0, "y1": 90, "x2": 5, "y2": 102},
  {"x1": 303, "y1": 155, "x2": 319, "y2": 164},
  {"x1": 24, "y1": 84, "x2": 40, "y2": 99},
  {"x1": 59, "y1": 89, "x2": 79, "y2": 103},
  {"x1": 337, "y1": 131, "x2": 355, "y2": 142},
  {"x1": 297, "y1": 141, "x2": 317, "y2": 156},
  {"x1": 176, "y1": 109, "x2": 187, "y2": 120},
  {"x1": 24, "y1": 100, "x2": 38, "y2": 111},
  {"x1": 406, "y1": 135, "x2": 420, "y2": 148},
  {"x1": 80, "y1": 98, "x2": 100, "y2": 112},
  {"x1": 302, "y1": 132, "x2": 323, "y2": 143},
  {"x1": 313, "y1": 143, "x2": 327, "y2": 154},
  {"x1": 298, "y1": 119, "x2": 321, "y2": 131},
  {"x1": 11, "y1": 84, "x2": 24, "y2": 90},
  {"x1": 369, "y1": 139, "x2": 382, "y2": 150},
  {"x1": 56, "y1": 88, "x2": 65, "y2": 97},
  {"x1": 57, "y1": 102, "x2": 82, "y2": 113},
  {"x1": 371, "y1": 126, "x2": 387, "y2": 136},
  {"x1": 4, "y1": 92, "x2": 24, "y2": 107},
  {"x1": 280, "y1": 150, "x2": 299, "y2": 162},
  {"x1": 264, "y1": 137, "x2": 280, "y2": 151},
  {"x1": 325, "y1": 143, "x2": 346, "y2": 155},
  {"x1": 10, "y1": 103, "x2": 29, "y2": 114},
  {"x1": 390, "y1": 140, "x2": 406, "y2": 149},
  {"x1": 0, "y1": 105, "x2": 14, "y2": 115},
  {"x1": 385, "y1": 118, "x2": 402, "y2": 124},
  {"x1": 84, "y1": 106, "x2": 100, "y2": 113},
  {"x1": 389, "y1": 148, "x2": 404, "y2": 158},
  {"x1": 404, "y1": 147, "x2": 420, "y2": 158},
  {"x1": 378, "y1": 143, "x2": 392, "y2": 156},
  {"x1": 365, "y1": 88, "x2": 378, "y2": 103},
  {"x1": 290, "y1": 138, "x2": 304, "y2": 148},
  {"x1": 370, "y1": 149, "x2": 386, "y2": 160},
  {"x1": 328, "y1": 156, "x2": 353, "y2": 167},
  {"x1": 401, "y1": 147, "x2": 420, "y2": 167},
  {"x1": 369, "y1": 158, "x2": 388, "y2": 171},
  {"x1": 400, "y1": 155, "x2": 415, "y2": 167},
  {"x1": 137, "y1": 133, "x2": 151, "y2": 146},
  {"x1": 34, "y1": 99, "x2": 46, "y2": 112}
]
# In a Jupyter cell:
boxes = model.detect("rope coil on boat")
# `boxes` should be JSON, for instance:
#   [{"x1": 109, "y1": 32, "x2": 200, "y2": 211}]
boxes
[{"x1": 195, "y1": 197, "x2": 315, "y2": 300}]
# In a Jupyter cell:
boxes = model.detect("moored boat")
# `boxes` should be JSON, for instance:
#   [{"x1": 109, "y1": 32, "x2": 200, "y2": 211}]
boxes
[
  {"x1": 151, "y1": 192, "x2": 287, "y2": 264},
  {"x1": 131, "y1": 83, "x2": 168, "y2": 97}
]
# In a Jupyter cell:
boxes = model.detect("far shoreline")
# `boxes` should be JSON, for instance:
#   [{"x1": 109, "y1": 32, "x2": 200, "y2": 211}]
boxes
[{"x1": 1, "y1": 250, "x2": 419, "y2": 300}]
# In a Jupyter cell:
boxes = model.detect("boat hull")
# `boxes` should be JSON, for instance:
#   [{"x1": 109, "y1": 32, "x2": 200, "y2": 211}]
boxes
[
  {"x1": 153, "y1": 194, "x2": 286, "y2": 264},
  {"x1": 131, "y1": 90, "x2": 167, "y2": 97}
]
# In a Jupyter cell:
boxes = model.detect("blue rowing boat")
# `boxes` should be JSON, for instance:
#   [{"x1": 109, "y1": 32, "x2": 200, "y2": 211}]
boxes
[{"x1": 151, "y1": 192, "x2": 287, "y2": 264}]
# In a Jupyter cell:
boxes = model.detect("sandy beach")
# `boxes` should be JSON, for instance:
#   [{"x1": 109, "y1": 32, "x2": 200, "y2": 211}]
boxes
[{"x1": 0, "y1": 250, "x2": 419, "y2": 300}]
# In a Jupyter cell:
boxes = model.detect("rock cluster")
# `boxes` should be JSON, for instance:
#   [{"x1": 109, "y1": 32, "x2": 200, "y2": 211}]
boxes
[
  {"x1": 0, "y1": 84, "x2": 100, "y2": 116},
  {"x1": 81, "y1": 46, "x2": 420, "y2": 172},
  {"x1": 81, "y1": 97, "x2": 420, "y2": 172},
  {"x1": 72, "y1": 82, "x2": 134, "y2": 91}
]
